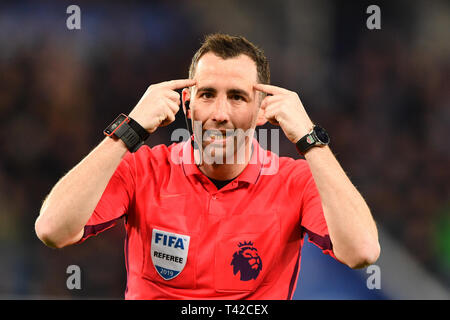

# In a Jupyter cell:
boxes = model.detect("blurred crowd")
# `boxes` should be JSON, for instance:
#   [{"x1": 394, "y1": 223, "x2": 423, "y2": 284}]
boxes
[
  {"x1": 327, "y1": 33, "x2": 450, "y2": 283},
  {"x1": 0, "y1": 1, "x2": 448, "y2": 297}
]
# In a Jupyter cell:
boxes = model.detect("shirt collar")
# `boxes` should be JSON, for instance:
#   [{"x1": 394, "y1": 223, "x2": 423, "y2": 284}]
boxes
[{"x1": 180, "y1": 137, "x2": 265, "y2": 185}]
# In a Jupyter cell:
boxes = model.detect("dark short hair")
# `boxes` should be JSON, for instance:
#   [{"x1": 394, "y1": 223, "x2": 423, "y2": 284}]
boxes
[{"x1": 189, "y1": 33, "x2": 270, "y2": 84}]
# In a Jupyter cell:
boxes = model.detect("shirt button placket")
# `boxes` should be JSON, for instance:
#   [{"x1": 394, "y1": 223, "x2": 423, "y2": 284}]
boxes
[{"x1": 209, "y1": 193, "x2": 225, "y2": 215}]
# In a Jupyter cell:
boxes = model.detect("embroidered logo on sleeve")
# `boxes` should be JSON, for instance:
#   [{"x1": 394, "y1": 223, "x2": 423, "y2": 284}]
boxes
[
  {"x1": 151, "y1": 228, "x2": 190, "y2": 280},
  {"x1": 231, "y1": 241, "x2": 263, "y2": 281}
]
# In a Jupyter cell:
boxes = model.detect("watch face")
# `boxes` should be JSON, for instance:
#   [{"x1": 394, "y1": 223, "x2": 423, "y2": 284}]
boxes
[
  {"x1": 314, "y1": 126, "x2": 330, "y2": 144},
  {"x1": 105, "y1": 114, "x2": 128, "y2": 135}
]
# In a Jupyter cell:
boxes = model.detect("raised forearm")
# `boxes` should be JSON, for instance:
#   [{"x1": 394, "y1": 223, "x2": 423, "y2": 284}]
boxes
[
  {"x1": 305, "y1": 146, "x2": 380, "y2": 268},
  {"x1": 35, "y1": 137, "x2": 128, "y2": 248}
]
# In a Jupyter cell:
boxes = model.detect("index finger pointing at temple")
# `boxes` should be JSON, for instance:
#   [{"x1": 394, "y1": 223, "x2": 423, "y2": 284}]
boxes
[
  {"x1": 253, "y1": 83, "x2": 288, "y2": 95},
  {"x1": 163, "y1": 79, "x2": 197, "y2": 90}
]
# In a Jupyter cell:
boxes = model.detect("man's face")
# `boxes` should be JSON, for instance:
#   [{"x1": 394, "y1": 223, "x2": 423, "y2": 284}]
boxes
[{"x1": 187, "y1": 52, "x2": 262, "y2": 161}]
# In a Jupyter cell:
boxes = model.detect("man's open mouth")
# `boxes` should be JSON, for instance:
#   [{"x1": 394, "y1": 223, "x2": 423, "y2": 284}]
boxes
[{"x1": 203, "y1": 129, "x2": 235, "y2": 143}]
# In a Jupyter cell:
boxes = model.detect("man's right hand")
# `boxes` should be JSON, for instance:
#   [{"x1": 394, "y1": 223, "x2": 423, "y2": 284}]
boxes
[
  {"x1": 129, "y1": 79, "x2": 196, "y2": 133},
  {"x1": 36, "y1": 78, "x2": 196, "y2": 249}
]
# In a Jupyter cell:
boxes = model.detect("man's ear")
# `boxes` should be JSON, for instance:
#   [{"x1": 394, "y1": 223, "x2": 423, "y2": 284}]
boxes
[
  {"x1": 182, "y1": 88, "x2": 192, "y2": 119},
  {"x1": 255, "y1": 105, "x2": 267, "y2": 126}
]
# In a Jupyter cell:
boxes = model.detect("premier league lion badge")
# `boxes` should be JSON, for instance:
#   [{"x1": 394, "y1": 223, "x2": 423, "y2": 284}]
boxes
[
  {"x1": 151, "y1": 228, "x2": 190, "y2": 280},
  {"x1": 231, "y1": 241, "x2": 263, "y2": 281}
]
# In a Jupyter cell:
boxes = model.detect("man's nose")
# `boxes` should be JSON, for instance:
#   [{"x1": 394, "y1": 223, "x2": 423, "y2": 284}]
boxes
[{"x1": 211, "y1": 97, "x2": 229, "y2": 123}]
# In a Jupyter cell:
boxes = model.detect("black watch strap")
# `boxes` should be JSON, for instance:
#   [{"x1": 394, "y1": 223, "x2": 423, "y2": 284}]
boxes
[
  {"x1": 128, "y1": 118, "x2": 150, "y2": 142},
  {"x1": 104, "y1": 114, "x2": 149, "y2": 153},
  {"x1": 114, "y1": 121, "x2": 142, "y2": 153},
  {"x1": 296, "y1": 132, "x2": 316, "y2": 155},
  {"x1": 295, "y1": 125, "x2": 330, "y2": 155}
]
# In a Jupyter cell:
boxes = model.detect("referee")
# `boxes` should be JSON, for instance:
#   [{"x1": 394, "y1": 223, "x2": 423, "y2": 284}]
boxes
[{"x1": 35, "y1": 34, "x2": 380, "y2": 299}]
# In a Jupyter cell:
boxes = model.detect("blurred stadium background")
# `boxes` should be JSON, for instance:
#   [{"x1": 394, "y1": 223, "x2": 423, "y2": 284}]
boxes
[{"x1": 0, "y1": 0, "x2": 448, "y2": 299}]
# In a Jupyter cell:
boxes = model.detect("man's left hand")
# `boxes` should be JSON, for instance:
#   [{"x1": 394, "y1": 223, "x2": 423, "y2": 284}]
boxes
[{"x1": 254, "y1": 83, "x2": 314, "y2": 143}]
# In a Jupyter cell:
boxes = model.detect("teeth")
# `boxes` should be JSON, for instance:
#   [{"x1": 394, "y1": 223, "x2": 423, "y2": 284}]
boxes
[
  {"x1": 205, "y1": 130, "x2": 234, "y2": 140},
  {"x1": 209, "y1": 132, "x2": 224, "y2": 139}
]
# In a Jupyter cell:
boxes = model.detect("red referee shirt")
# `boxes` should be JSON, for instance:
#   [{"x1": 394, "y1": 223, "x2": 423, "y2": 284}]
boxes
[{"x1": 79, "y1": 138, "x2": 339, "y2": 299}]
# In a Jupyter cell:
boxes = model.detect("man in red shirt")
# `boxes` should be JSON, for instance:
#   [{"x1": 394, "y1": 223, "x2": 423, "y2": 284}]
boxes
[{"x1": 35, "y1": 34, "x2": 380, "y2": 299}]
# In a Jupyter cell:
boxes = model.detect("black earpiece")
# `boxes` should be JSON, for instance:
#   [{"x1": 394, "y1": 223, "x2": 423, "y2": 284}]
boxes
[
  {"x1": 183, "y1": 100, "x2": 192, "y2": 135},
  {"x1": 183, "y1": 100, "x2": 200, "y2": 155}
]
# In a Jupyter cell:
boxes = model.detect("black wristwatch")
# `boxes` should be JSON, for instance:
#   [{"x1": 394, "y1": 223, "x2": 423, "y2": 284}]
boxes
[
  {"x1": 104, "y1": 114, "x2": 149, "y2": 152},
  {"x1": 295, "y1": 125, "x2": 330, "y2": 155}
]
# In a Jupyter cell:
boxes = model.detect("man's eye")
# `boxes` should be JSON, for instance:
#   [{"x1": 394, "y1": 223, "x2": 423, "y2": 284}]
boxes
[
  {"x1": 231, "y1": 95, "x2": 244, "y2": 101},
  {"x1": 200, "y1": 92, "x2": 213, "y2": 99}
]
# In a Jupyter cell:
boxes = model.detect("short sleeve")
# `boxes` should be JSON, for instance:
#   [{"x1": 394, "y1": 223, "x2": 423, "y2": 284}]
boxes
[
  {"x1": 300, "y1": 175, "x2": 340, "y2": 261},
  {"x1": 78, "y1": 153, "x2": 135, "y2": 243}
]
